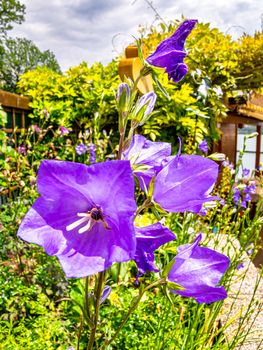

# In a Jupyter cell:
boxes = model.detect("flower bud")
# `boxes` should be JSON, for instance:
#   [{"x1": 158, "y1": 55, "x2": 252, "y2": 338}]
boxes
[
  {"x1": 133, "y1": 91, "x2": 157, "y2": 126},
  {"x1": 117, "y1": 83, "x2": 130, "y2": 112},
  {"x1": 208, "y1": 153, "x2": 226, "y2": 161},
  {"x1": 245, "y1": 132, "x2": 258, "y2": 139}
]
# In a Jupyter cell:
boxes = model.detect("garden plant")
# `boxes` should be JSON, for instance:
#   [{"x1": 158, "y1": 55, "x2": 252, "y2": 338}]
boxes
[{"x1": 0, "y1": 18, "x2": 262, "y2": 350}]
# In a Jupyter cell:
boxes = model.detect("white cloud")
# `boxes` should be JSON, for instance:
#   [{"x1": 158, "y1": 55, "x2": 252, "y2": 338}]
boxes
[{"x1": 10, "y1": 0, "x2": 263, "y2": 71}]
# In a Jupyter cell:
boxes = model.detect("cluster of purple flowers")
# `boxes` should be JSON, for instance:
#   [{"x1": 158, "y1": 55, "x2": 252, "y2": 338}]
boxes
[
  {"x1": 232, "y1": 182, "x2": 256, "y2": 208},
  {"x1": 18, "y1": 134, "x2": 229, "y2": 304},
  {"x1": 17, "y1": 19, "x2": 230, "y2": 305},
  {"x1": 75, "y1": 143, "x2": 96, "y2": 163}
]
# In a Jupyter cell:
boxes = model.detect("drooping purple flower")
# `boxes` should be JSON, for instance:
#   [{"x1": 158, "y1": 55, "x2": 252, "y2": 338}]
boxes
[
  {"x1": 153, "y1": 155, "x2": 219, "y2": 213},
  {"x1": 244, "y1": 182, "x2": 256, "y2": 195},
  {"x1": 146, "y1": 19, "x2": 198, "y2": 82},
  {"x1": 75, "y1": 143, "x2": 87, "y2": 155},
  {"x1": 168, "y1": 234, "x2": 230, "y2": 304},
  {"x1": 18, "y1": 145, "x2": 27, "y2": 155},
  {"x1": 134, "y1": 223, "x2": 175, "y2": 276},
  {"x1": 123, "y1": 134, "x2": 171, "y2": 189},
  {"x1": 33, "y1": 124, "x2": 41, "y2": 133},
  {"x1": 232, "y1": 188, "x2": 241, "y2": 205},
  {"x1": 242, "y1": 168, "x2": 250, "y2": 177},
  {"x1": 60, "y1": 126, "x2": 71, "y2": 135},
  {"x1": 88, "y1": 143, "x2": 96, "y2": 164},
  {"x1": 88, "y1": 285, "x2": 112, "y2": 304},
  {"x1": 100, "y1": 285, "x2": 111, "y2": 304},
  {"x1": 198, "y1": 139, "x2": 208, "y2": 153},
  {"x1": 17, "y1": 160, "x2": 137, "y2": 278}
]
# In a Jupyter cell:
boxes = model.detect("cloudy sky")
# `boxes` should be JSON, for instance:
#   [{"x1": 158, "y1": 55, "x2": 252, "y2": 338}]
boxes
[{"x1": 11, "y1": 0, "x2": 263, "y2": 71}]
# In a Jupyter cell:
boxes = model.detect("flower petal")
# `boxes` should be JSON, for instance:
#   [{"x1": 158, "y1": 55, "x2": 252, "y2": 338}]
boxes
[
  {"x1": 168, "y1": 235, "x2": 230, "y2": 304},
  {"x1": 134, "y1": 223, "x2": 175, "y2": 276},
  {"x1": 153, "y1": 155, "x2": 219, "y2": 213},
  {"x1": 18, "y1": 160, "x2": 137, "y2": 278}
]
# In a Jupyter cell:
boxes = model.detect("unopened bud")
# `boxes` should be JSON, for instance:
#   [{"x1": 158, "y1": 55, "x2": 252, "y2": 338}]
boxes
[
  {"x1": 245, "y1": 132, "x2": 258, "y2": 139},
  {"x1": 208, "y1": 153, "x2": 226, "y2": 161},
  {"x1": 117, "y1": 83, "x2": 130, "y2": 112},
  {"x1": 133, "y1": 91, "x2": 157, "y2": 126}
]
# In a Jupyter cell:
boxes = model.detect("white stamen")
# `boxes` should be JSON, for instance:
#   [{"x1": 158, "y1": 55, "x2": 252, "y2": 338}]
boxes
[
  {"x1": 66, "y1": 216, "x2": 88, "y2": 231},
  {"x1": 77, "y1": 213, "x2": 89, "y2": 217},
  {"x1": 78, "y1": 219, "x2": 96, "y2": 234}
]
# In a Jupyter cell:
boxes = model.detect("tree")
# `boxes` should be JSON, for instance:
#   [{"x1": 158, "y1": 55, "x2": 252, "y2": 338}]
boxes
[
  {"x1": 0, "y1": 0, "x2": 25, "y2": 36},
  {"x1": 0, "y1": 37, "x2": 61, "y2": 92}
]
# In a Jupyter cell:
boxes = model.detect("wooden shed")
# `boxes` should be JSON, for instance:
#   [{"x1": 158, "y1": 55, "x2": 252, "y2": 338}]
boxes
[
  {"x1": 0, "y1": 89, "x2": 31, "y2": 145},
  {"x1": 214, "y1": 93, "x2": 263, "y2": 171}
]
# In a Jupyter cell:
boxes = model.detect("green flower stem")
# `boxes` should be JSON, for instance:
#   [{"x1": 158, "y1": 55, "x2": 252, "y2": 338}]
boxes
[
  {"x1": 136, "y1": 198, "x2": 152, "y2": 216},
  {"x1": 86, "y1": 271, "x2": 106, "y2": 350},
  {"x1": 100, "y1": 278, "x2": 166, "y2": 349}
]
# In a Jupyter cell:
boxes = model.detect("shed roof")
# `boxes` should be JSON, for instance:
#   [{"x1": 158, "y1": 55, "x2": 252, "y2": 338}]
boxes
[{"x1": 228, "y1": 93, "x2": 263, "y2": 122}]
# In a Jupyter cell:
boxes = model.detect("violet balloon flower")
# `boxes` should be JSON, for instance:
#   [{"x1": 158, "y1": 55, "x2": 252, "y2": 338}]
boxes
[
  {"x1": 18, "y1": 145, "x2": 27, "y2": 156},
  {"x1": 146, "y1": 19, "x2": 198, "y2": 82},
  {"x1": 198, "y1": 139, "x2": 208, "y2": 153},
  {"x1": 17, "y1": 160, "x2": 137, "y2": 278},
  {"x1": 153, "y1": 155, "x2": 219, "y2": 213},
  {"x1": 123, "y1": 134, "x2": 171, "y2": 189},
  {"x1": 60, "y1": 126, "x2": 71, "y2": 135},
  {"x1": 134, "y1": 223, "x2": 175, "y2": 276},
  {"x1": 88, "y1": 143, "x2": 96, "y2": 164},
  {"x1": 168, "y1": 235, "x2": 230, "y2": 304},
  {"x1": 75, "y1": 143, "x2": 87, "y2": 155}
]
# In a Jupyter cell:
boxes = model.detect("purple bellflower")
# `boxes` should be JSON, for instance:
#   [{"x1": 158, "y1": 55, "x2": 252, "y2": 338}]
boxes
[
  {"x1": 88, "y1": 143, "x2": 96, "y2": 164},
  {"x1": 242, "y1": 168, "x2": 250, "y2": 177},
  {"x1": 168, "y1": 235, "x2": 230, "y2": 304},
  {"x1": 123, "y1": 134, "x2": 171, "y2": 189},
  {"x1": 18, "y1": 145, "x2": 27, "y2": 156},
  {"x1": 75, "y1": 143, "x2": 87, "y2": 155},
  {"x1": 146, "y1": 19, "x2": 198, "y2": 82},
  {"x1": 153, "y1": 155, "x2": 219, "y2": 213},
  {"x1": 134, "y1": 223, "x2": 175, "y2": 276},
  {"x1": 60, "y1": 126, "x2": 71, "y2": 135},
  {"x1": 198, "y1": 139, "x2": 208, "y2": 153},
  {"x1": 17, "y1": 160, "x2": 137, "y2": 278}
]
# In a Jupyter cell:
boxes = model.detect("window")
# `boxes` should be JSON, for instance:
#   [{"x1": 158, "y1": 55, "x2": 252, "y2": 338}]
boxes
[{"x1": 236, "y1": 124, "x2": 261, "y2": 176}]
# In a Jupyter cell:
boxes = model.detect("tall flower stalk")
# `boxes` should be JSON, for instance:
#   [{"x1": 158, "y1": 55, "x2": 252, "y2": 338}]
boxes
[{"x1": 16, "y1": 19, "x2": 231, "y2": 349}]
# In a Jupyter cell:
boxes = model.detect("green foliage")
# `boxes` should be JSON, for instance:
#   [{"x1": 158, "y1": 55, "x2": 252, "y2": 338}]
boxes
[
  {"x1": 0, "y1": 37, "x2": 61, "y2": 92},
  {"x1": 0, "y1": 0, "x2": 25, "y2": 35},
  {"x1": 17, "y1": 61, "x2": 120, "y2": 133}
]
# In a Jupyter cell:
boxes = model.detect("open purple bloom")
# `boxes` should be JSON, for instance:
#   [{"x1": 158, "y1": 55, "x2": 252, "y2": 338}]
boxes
[
  {"x1": 244, "y1": 182, "x2": 256, "y2": 195},
  {"x1": 168, "y1": 235, "x2": 230, "y2": 304},
  {"x1": 17, "y1": 160, "x2": 137, "y2": 278},
  {"x1": 134, "y1": 223, "x2": 175, "y2": 276},
  {"x1": 232, "y1": 187, "x2": 241, "y2": 205},
  {"x1": 198, "y1": 139, "x2": 208, "y2": 153},
  {"x1": 146, "y1": 19, "x2": 197, "y2": 82},
  {"x1": 153, "y1": 155, "x2": 219, "y2": 213},
  {"x1": 242, "y1": 168, "x2": 250, "y2": 177},
  {"x1": 123, "y1": 134, "x2": 171, "y2": 189},
  {"x1": 75, "y1": 143, "x2": 87, "y2": 155}
]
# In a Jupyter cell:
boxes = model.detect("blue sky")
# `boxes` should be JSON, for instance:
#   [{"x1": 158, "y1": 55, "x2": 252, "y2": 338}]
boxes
[{"x1": 11, "y1": 0, "x2": 263, "y2": 71}]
